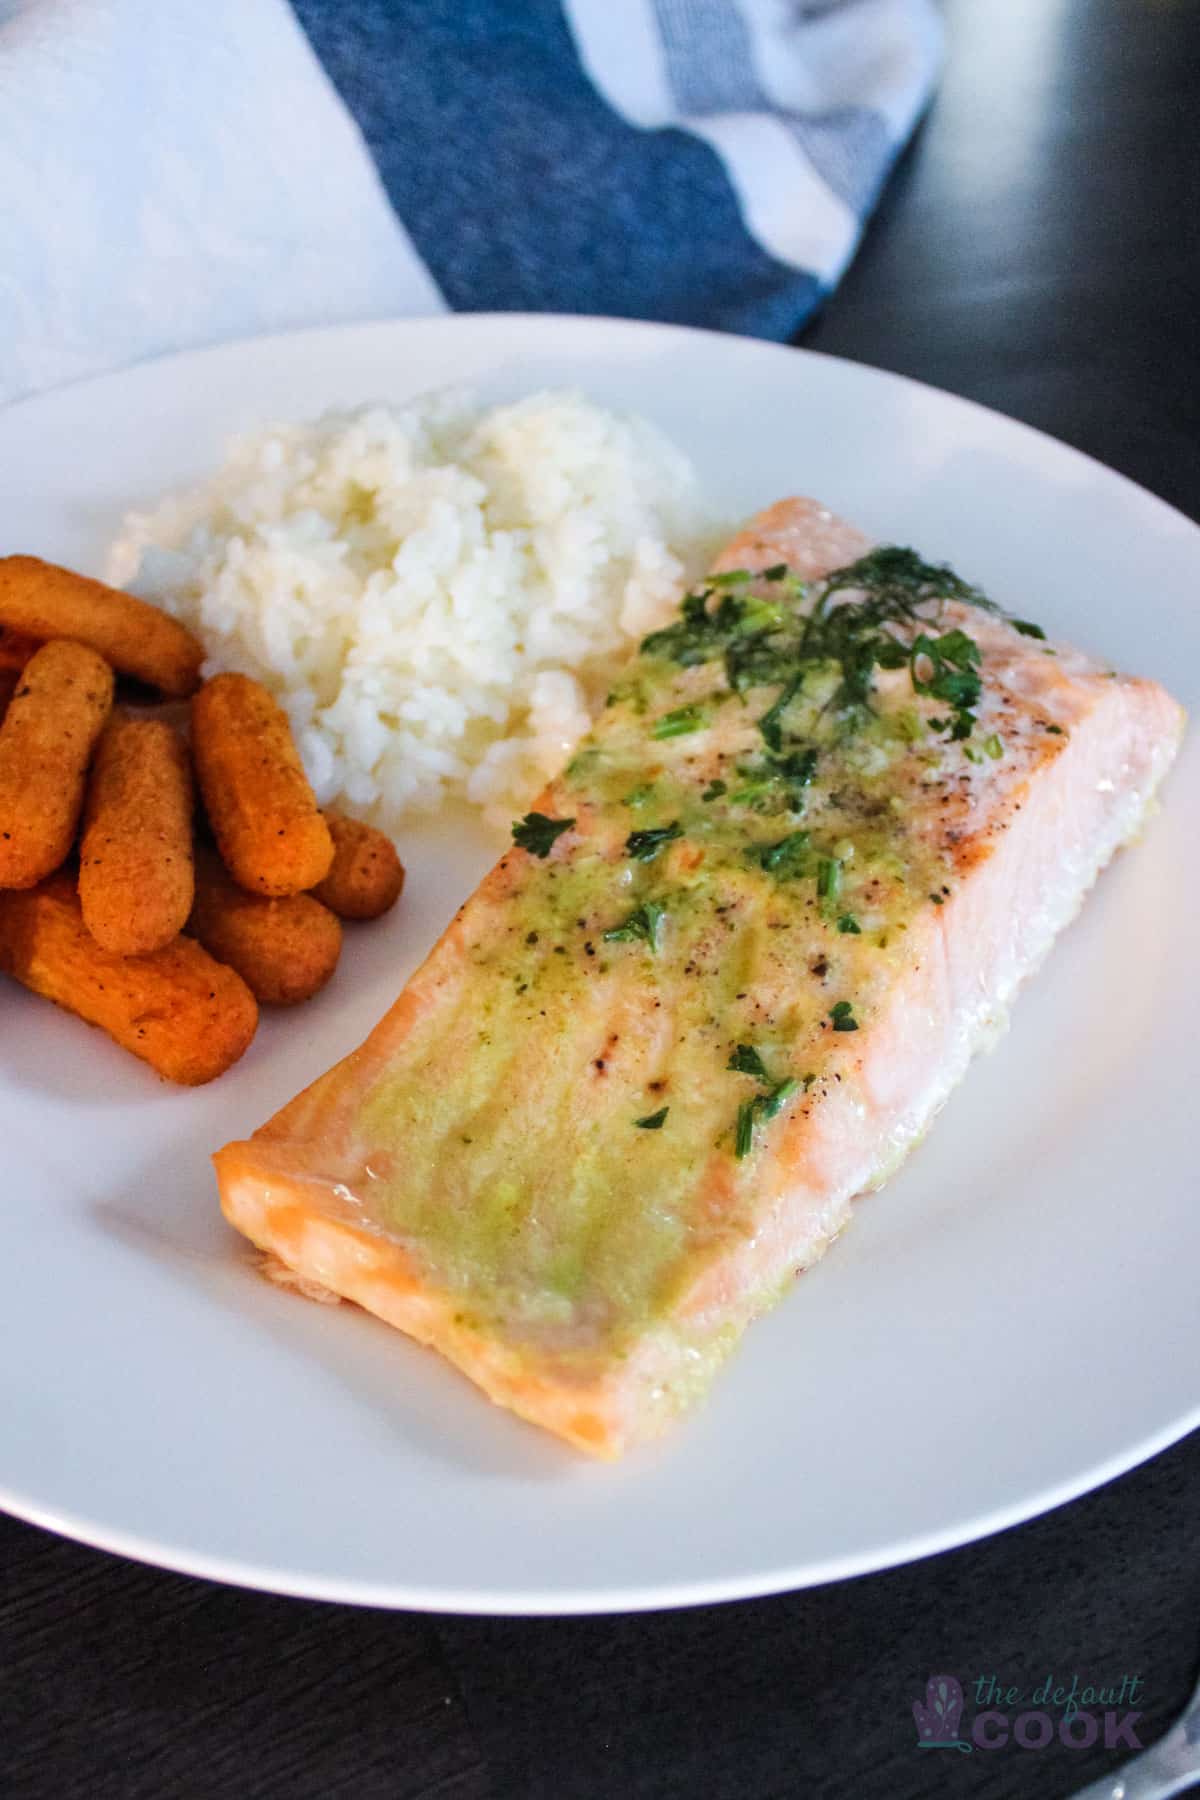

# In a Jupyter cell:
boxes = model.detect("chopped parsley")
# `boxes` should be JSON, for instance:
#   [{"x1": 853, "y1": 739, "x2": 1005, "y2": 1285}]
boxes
[
  {"x1": 1045, "y1": 723, "x2": 1064, "y2": 735},
  {"x1": 982, "y1": 732, "x2": 1004, "y2": 759},
  {"x1": 641, "y1": 545, "x2": 1045, "y2": 762},
  {"x1": 816, "y1": 855, "x2": 842, "y2": 903},
  {"x1": 652, "y1": 703, "x2": 708, "y2": 740},
  {"x1": 625, "y1": 821, "x2": 683, "y2": 862},
  {"x1": 700, "y1": 778, "x2": 727, "y2": 801},
  {"x1": 603, "y1": 900, "x2": 666, "y2": 952},
  {"x1": 635, "y1": 1107, "x2": 669, "y2": 1130},
  {"x1": 511, "y1": 812, "x2": 574, "y2": 857},
  {"x1": 728, "y1": 1044, "x2": 768, "y2": 1078},
  {"x1": 829, "y1": 1000, "x2": 858, "y2": 1032},
  {"x1": 735, "y1": 1078, "x2": 801, "y2": 1160},
  {"x1": 837, "y1": 913, "x2": 861, "y2": 934},
  {"x1": 909, "y1": 628, "x2": 982, "y2": 741},
  {"x1": 758, "y1": 830, "x2": 811, "y2": 876}
]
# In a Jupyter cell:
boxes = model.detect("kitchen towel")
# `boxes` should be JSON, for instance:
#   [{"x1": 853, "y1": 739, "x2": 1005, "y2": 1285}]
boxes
[{"x1": 0, "y1": 0, "x2": 941, "y2": 408}]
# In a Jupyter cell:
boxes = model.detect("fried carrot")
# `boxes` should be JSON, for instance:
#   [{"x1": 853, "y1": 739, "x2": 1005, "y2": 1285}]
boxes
[
  {"x1": 0, "y1": 640, "x2": 114, "y2": 889},
  {"x1": 191, "y1": 673, "x2": 333, "y2": 896},
  {"x1": 311, "y1": 810, "x2": 406, "y2": 920},
  {"x1": 78, "y1": 713, "x2": 194, "y2": 955},
  {"x1": 189, "y1": 846, "x2": 342, "y2": 1005},
  {"x1": 0, "y1": 873, "x2": 258, "y2": 1084},
  {"x1": 0, "y1": 556, "x2": 203, "y2": 697}
]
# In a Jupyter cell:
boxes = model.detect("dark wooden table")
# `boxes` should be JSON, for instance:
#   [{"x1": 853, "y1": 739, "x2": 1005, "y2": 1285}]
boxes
[{"x1": 3, "y1": 2, "x2": 1197, "y2": 1795}]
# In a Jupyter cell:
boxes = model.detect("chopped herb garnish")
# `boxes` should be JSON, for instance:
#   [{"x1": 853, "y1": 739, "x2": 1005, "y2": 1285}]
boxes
[
  {"x1": 603, "y1": 900, "x2": 667, "y2": 952},
  {"x1": 963, "y1": 744, "x2": 982, "y2": 764},
  {"x1": 758, "y1": 830, "x2": 811, "y2": 876},
  {"x1": 1013, "y1": 619, "x2": 1046, "y2": 639},
  {"x1": 728, "y1": 1044, "x2": 768, "y2": 1078},
  {"x1": 641, "y1": 546, "x2": 1047, "y2": 773},
  {"x1": 511, "y1": 812, "x2": 574, "y2": 857},
  {"x1": 816, "y1": 856, "x2": 842, "y2": 902},
  {"x1": 701, "y1": 778, "x2": 727, "y2": 801},
  {"x1": 930, "y1": 892, "x2": 944, "y2": 906},
  {"x1": 758, "y1": 679, "x2": 800, "y2": 754},
  {"x1": 909, "y1": 629, "x2": 982, "y2": 741},
  {"x1": 759, "y1": 1077, "x2": 800, "y2": 1119},
  {"x1": 829, "y1": 1000, "x2": 858, "y2": 1032},
  {"x1": 626, "y1": 821, "x2": 683, "y2": 862},
  {"x1": 837, "y1": 913, "x2": 861, "y2": 934},
  {"x1": 635, "y1": 1107, "x2": 669, "y2": 1130},
  {"x1": 652, "y1": 702, "x2": 708, "y2": 740},
  {"x1": 734, "y1": 1078, "x2": 801, "y2": 1159},
  {"x1": 1045, "y1": 723, "x2": 1064, "y2": 735},
  {"x1": 982, "y1": 732, "x2": 1004, "y2": 759}
]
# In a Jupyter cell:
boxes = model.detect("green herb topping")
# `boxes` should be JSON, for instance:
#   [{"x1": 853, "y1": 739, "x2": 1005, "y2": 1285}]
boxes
[
  {"x1": 829, "y1": 1000, "x2": 858, "y2": 1032},
  {"x1": 758, "y1": 830, "x2": 811, "y2": 876},
  {"x1": 626, "y1": 822, "x2": 683, "y2": 862},
  {"x1": 837, "y1": 913, "x2": 861, "y2": 934},
  {"x1": 652, "y1": 703, "x2": 709, "y2": 740},
  {"x1": 728, "y1": 1044, "x2": 769, "y2": 1078},
  {"x1": 816, "y1": 855, "x2": 843, "y2": 903},
  {"x1": 735, "y1": 1079, "x2": 801, "y2": 1160},
  {"x1": 641, "y1": 545, "x2": 1044, "y2": 762},
  {"x1": 603, "y1": 900, "x2": 667, "y2": 952},
  {"x1": 511, "y1": 812, "x2": 574, "y2": 857},
  {"x1": 635, "y1": 1108, "x2": 669, "y2": 1130}
]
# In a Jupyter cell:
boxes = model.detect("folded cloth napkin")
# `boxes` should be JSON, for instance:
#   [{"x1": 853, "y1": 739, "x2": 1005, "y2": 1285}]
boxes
[{"x1": 0, "y1": 0, "x2": 941, "y2": 409}]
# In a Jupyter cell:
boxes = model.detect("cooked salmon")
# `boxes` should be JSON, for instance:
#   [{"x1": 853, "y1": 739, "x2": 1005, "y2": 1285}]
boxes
[{"x1": 214, "y1": 499, "x2": 1185, "y2": 1457}]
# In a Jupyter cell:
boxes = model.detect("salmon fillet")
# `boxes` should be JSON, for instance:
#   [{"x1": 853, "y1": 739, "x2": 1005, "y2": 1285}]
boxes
[{"x1": 215, "y1": 499, "x2": 1185, "y2": 1457}]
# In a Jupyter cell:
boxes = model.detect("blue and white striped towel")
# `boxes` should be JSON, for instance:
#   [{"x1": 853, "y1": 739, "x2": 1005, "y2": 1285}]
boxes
[{"x1": 0, "y1": 0, "x2": 941, "y2": 409}]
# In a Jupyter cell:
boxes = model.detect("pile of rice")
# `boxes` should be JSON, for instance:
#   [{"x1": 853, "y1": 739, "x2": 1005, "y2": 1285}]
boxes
[{"x1": 107, "y1": 389, "x2": 708, "y2": 829}]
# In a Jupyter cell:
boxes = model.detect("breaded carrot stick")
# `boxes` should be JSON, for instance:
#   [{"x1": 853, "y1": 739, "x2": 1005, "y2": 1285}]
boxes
[
  {"x1": 0, "y1": 873, "x2": 257, "y2": 1084},
  {"x1": 191, "y1": 673, "x2": 333, "y2": 896},
  {"x1": 0, "y1": 627, "x2": 40, "y2": 673},
  {"x1": 311, "y1": 810, "x2": 405, "y2": 920},
  {"x1": 189, "y1": 846, "x2": 341, "y2": 1005},
  {"x1": 78, "y1": 713, "x2": 194, "y2": 954},
  {"x1": 0, "y1": 640, "x2": 114, "y2": 889},
  {"x1": 0, "y1": 556, "x2": 203, "y2": 697}
]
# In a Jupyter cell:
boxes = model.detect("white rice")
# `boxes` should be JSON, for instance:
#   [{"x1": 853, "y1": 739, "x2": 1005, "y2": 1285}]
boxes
[{"x1": 107, "y1": 389, "x2": 708, "y2": 829}]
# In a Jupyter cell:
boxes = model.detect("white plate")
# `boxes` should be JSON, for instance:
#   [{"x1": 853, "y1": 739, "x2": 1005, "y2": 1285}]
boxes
[{"x1": 1, "y1": 316, "x2": 1196, "y2": 1615}]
